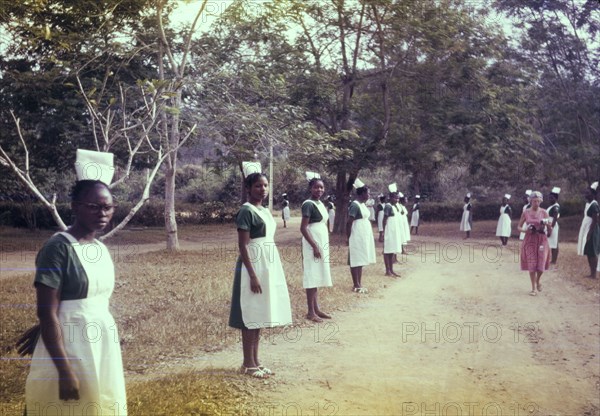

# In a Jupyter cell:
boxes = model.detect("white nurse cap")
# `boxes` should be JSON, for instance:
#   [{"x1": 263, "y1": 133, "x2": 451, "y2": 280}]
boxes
[
  {"x1": 353, "y1": 178, "x2": 365, "y2": 189},
  {"x1": 504, "y1": 194, "x2": 511, "y2": 199},
  {"x1": 591, "y1": 182, "x2": 599, "y2": 191},
  {"x1": 242, "y1": 161, "x2": 261, "y2": 178},
  {"x1": 551, "y1": 187, "x2": 561, "y2": 195},
  {"x1": 75, "y1": 149, "x2": 115, "y2": 185},
  {"x1": 305, "y1": 171, "x2": 321, "y2": 181},
  {"x1": 388, "y1": 182, "x2": 397, "y2": 193}
]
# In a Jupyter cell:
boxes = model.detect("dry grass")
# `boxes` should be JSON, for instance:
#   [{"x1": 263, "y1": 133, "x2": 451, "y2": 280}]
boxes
[{"x1": 1, "y1": 217, "x2": 596, "y2": 414}]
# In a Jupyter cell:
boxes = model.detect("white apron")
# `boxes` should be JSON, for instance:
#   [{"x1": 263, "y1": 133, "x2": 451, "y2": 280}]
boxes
[
  {"x1": 383, "y1": 204, "x2": 402, "y2": 254},
  {"x1": 26, "y1": 232, "x2": 127, "y2": 416},
  {"x1": 349, "y1": 201, "x2": 377, "y2": 267},
  {"x1": 328, "y1": 206, "x2": 335, "y2": 233},
  {"x1": 496, "y1": 205, "x2": 511, "y2": 237},
  {"x1": 240, "y1": 204, "x2": 292, "y2": 328},
  {"x1": 460, "y1": 204, "x2": 471, "y2": 231},
  {"x1": 302, "y1": 200, "x2": 333, "y2": 289},
  {"x1": 410, "y1": 204, "x2": 420, "y2": 227},
  {"x1": 577, "y1": 201, "x2": 597, "y2": 256},
  {"x1": 519, "y1": 204, "x2": 529, "y2": 240},
  {"x1": 377, "y1": 206, "x2": 385, "y2": 232},
  {"x1": 547, "y1": 203, "x2": 560, "y2": 249},
  {"x1": 399, "y1": 205, "x2": 411, "y2": 245}
]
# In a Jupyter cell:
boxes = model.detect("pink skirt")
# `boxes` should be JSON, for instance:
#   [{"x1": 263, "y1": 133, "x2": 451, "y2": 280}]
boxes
[{"x1": 520, "y1": 232, "x2": 550, "y2": 272}]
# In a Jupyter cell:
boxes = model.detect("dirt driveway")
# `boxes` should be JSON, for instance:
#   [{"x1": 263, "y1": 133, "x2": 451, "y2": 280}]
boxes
[
  {"x1": 4, "y1": 220, "x2": 599, "y2": 415},
  {"x1": 171, "y1": 232, "x2": 599, "y2": 415}
]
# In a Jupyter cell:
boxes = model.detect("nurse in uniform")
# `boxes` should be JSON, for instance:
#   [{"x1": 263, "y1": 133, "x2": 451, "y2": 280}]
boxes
[
  {"x1": 519, "y1": 190, "x2": 532, "y2": 241},
  {"x1": 383, "y1": 184, "x2": 402, "y2": 277},
  {"x1": 347, "y1": 178, "x2": 377, "y2": 293},
  {"x1": 410, "y1": 195, "x2": 421, "y2": 235},
  {"x1": 577, "y1": 181, "x2": 599, "y2": 279},
  {"x1": 326, "y1": 195, "x2": 336, "y2": 233},
  {"x1": 281, "y1": 193, "x2": 290, "y2": 228},
  {"x1": 496, "y1": 194, "x2": 512, "y2": 246},
  {"x1": 398, "y1": 193, "x2": 411, "y2": 254},
  {"x1": 229, "y1": 162, "x2": 292, "y2": 378},
  {"x1": 460, "y1": 193, "x2": 473, "y2": 239},
  {"x1": 547, "y1": 187, "x2": 561, "y2": 265},
  {"x1": 376, "y1": 194, "x2": 386, "y2": 242},
  {"x1": 300, "y1": 172, "x2": 333, "y2": 322},
  {"x1": 25, "y1": 150, "x2": 127, "y2": 415}
]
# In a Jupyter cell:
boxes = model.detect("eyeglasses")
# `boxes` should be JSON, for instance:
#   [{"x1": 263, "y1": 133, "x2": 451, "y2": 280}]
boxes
[{"x1": 76, "y1": 202, "x2": 117, "y2": 214}]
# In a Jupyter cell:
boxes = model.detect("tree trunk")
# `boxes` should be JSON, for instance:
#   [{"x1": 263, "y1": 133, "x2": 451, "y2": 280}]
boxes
[{"x1": 164, "y1": 94, "x2": 181, "y2": 251}]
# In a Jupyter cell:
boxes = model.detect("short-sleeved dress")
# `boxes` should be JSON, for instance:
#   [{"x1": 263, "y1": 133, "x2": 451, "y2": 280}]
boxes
[
  {"x1": 376, "y1": 202, "x2": 385, "y2": 232},
  {"x1": 348, "y1": 201, "x2": 376, "y2": 267},
  {"x1": 547, "y1": 202, "x2": 560, "y2": 249},
  {"x1": 366, "y1": 198, "x2": 376, "y2": 222},
  {"x1": 520, "y1": 208, "x2": 551, "y2": 272},
  {"x1": 577, "y1": 200, "x2": 600, "y2": 257},
  {"x1": 230, "y1": 203, "x2": 292, "y2": 329},
  {"x1": 25, "y1": 232, "x2": 127, "y2": 416},
  {"x1": 495, "y1": 204, "x2": 512, "y2": 237},
  {"x1": 410, "y1": 202, "x2": 420, "y2": 227},
  {"x1": 327, "y1": 201, "x2": 335, "y2": 233},
  {"x1": 519, "y1": 203, "x2": 531, "y2": 240},
  {"x1": 383, "y1": 203, "x2": 403, "y2": 254},
  {"x1": 282, "y1": 200, "x2": 290, "y2": 222},
  {"x1": 460, "y1": 203, "x2": 472, "y2": 231},
  {"x1": 399, "y1": 204, "x2": 411, "y2": 245},
  {"x1": 301, "y1": 199, "x2": 333, "y2": 289}
]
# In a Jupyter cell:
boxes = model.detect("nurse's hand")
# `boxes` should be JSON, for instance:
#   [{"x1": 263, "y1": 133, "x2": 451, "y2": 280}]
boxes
[
  {"x1": 312, "y1": 245, "x2": 322, "y2": 259},
  {"x1": 58, "y1": 369, "x2": 80, "y2": 401},
  {"x1": 249, "y1": 275, "x2": 262, "y2": 294}
]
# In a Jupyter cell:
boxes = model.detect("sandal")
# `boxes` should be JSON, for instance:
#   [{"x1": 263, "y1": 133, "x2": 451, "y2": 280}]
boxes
[
  {"x1": 258, "y1": 366, "x2": 274, "y2": 375},
  {"x1": 240, "y1": 366, "x2": 269, "y2": 378},
  {"x1": 358, "y1": 287, "x2": 368, "y2": 294},
  {"x1": 529, "y1": 290, "x2": 537, "y2": 296}
]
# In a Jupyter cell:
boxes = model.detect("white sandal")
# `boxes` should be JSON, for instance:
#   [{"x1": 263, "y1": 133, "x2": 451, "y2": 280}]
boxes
[
  {"x1": 258, "y1": 366, "x2": 274, "y2": 375},
  {"x1": 240, "y1": 365, "x2": 269, "y2": 378},
  {"x1": 529, "y1": 290, "x2": 537, "y2": 296}
]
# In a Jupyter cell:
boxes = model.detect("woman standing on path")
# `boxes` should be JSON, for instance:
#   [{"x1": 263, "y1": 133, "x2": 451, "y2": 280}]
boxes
[
  {"x1": 300, "y1": 173, "x2": 333, "y2": 322},
  {"x1": 347, "y1": 179, "x2": 377, "y2": 293},
  {"x1": 326, "y1": 195, "x2": 335, "y2": 233},
  {"x1": 547, "y1": 187, "x2": 561, "y2": 266},
  {"x1": 25, "y1": 150, "x2": 127, "y2": 415},
  {"x1": 229, "y1": 162, "x2": 292, "y2": 378},
  {"x1": 519, "y1": 190, "x2": 532, "y2": 241},
  {"x1": 518, "y1": 191, "x2": 552, "y2": 296},
  {"x1": 460, "y1": 193, "x2": 473, "y2": 239},
  {"x1": 577, "y1": 182, "x2": 599, "y2": 279},
  {"x1": 398, "y1": 193, "x2": 411, "y2": 254},
  {"x1": 376, "y1": 194, "x2": 386, "y2": 242},
  {"x1": 281, "y1": 193, "x2": 290, "y2": 228},
  {"x1": 410, "y1": 195, "x2": 421, "y2": 235},
  {"x1": 496, "y1": 194, "x2": 512, "y2": 246},
  {"x1": 383, "y1": 187, "x2": 402, "y2": 277}
]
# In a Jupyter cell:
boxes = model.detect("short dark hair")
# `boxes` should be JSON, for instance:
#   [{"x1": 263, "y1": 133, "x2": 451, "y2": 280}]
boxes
[
  {"x1": 244, "y1": 172, "x2": 268, "y2": 189},
  {"x1": 356, "y1": 186, "x2": 369, "y2": 196},
  {"x1": 308, "y1": 178, "x2": 324, "y2": 188},
  {"x1": 70, "y1": 180, "x2": 110, "y2": 202}
]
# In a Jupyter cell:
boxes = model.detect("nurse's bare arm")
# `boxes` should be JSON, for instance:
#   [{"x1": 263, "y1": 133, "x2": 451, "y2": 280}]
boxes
[
  {"x1": 36, "y1": 284, "x2": 80, "y2": 401},
  {"x1": 346, "y1": 217, "x2": 355, "y2": 245},
  {"x1": 300, "y1": 216, "x2": 322, "y2": 259},
  {"x1": 238, "y1": 229, "x2": 262, "y2": 293}
]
